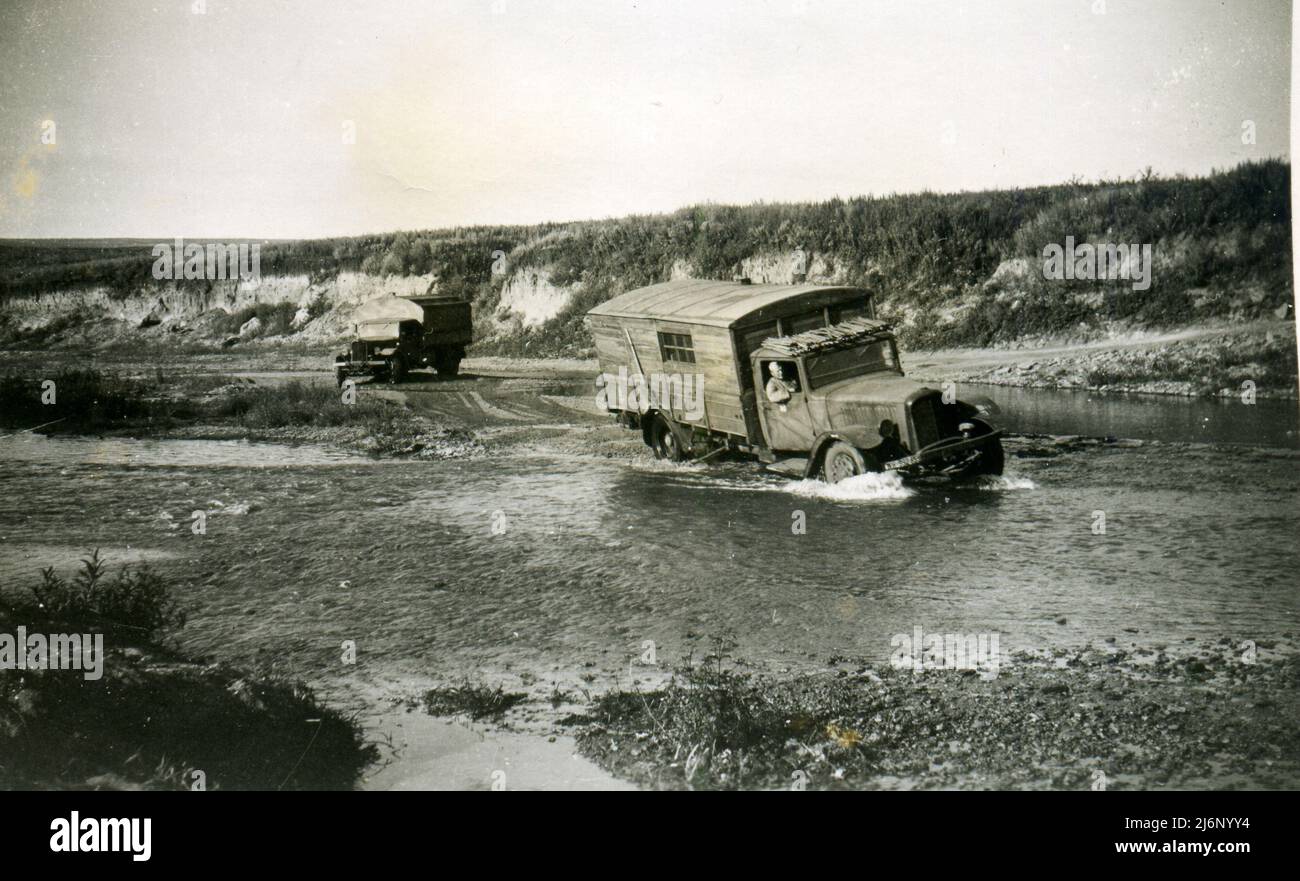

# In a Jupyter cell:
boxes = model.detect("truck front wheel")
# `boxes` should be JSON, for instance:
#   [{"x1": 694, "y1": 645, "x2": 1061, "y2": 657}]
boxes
[
  {"x1": 822, "y1": 441, "x2": 877, "y2": 483},
  {"x1": 976, "y1": 439, "x2": 1005, "y2": 476}
]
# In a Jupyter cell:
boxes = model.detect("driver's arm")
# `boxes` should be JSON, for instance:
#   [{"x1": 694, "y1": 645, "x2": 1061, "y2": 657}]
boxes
[{"x1": 765, "y1": 376, "x2": 791, "y2": 403}]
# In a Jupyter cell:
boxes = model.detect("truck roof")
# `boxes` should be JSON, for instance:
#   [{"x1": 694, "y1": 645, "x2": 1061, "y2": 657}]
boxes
[{"x1": 587, "y1": 278, "x2": 869, "y2": 329}]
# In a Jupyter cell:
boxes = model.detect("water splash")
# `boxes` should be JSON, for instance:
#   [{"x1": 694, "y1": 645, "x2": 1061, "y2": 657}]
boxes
[
  {"x1": 785, "y1": 471, "x2": 915, "y2": 502},
  {"x1": 974, "y1": 475, "x2": 1038, "y2": 491},
  {"x1": 630, "y1": 458, "x2": 710, "y2": 474}
]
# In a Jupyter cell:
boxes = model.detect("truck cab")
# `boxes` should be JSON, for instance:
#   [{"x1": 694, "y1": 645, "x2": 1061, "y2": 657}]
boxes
[{"x1": 337, "y1": 317, "x2": 423, "y2": 384}]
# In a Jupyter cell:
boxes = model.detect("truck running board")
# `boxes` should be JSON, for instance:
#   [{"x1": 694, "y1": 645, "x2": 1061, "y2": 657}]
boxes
[{"x1": 763, "y1": 457, "x2": 809, "y2": 478}]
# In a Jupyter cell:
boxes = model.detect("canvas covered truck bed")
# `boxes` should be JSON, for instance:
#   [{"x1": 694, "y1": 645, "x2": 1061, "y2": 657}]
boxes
[
  {"x1": 586, "y1": 279, "x2": 875, "y2": 442},
  {"x1": 405, "y1": 295, "x2": 473, "y2": 346}
]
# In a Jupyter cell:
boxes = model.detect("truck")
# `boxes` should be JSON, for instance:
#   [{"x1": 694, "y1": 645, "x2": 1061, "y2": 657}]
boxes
[
  {"x1": 334, "y1": 293, "x2": 472, "y2": 385},
  {"x1": 586, "y1": 278, "x2": 1003, "y2": 481}
]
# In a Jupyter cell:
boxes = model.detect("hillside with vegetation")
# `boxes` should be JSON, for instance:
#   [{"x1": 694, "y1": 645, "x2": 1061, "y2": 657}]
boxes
[{"x1": 0, "y1": 159, "x2": 1293, "y2": 393}]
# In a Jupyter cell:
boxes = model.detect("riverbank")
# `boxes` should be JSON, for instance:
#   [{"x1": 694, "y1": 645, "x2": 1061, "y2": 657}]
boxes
[
  {"x1": 415, "y1": 638, "x2": 1298, "y2": 791},
  {"x1": 0, "y1": 555, "x2": 376, "y2": 790},
  {"x1": 0, "y1": 367, "x2": 481, "y2": 459},
  {"x1": 907, "y1": 320, "x2": 1298, "y2": 399}
]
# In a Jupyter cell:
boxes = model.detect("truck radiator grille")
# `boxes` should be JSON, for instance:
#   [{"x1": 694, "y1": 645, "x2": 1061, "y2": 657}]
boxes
[
  {"x1": 910, "y1": 393, "x2": 966, "y2": 450},
  {"x1": 351, "y1": 340, "x2": 369, "y2": 362},
  {"x1": 909, "y1": 395, "x2": 942, "y2": 449}
]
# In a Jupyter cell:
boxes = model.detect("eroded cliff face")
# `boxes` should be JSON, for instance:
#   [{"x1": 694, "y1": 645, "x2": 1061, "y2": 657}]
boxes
[
  {"x1": 4, "y1": 255, "x2": 846, "y2": 348},
  {"x1": 1, "y1": 242, "x2": 1289, "y2": 359},
  {"x1": 0, "y1": 271, "x2": 442, "y2": 347},
  {"x1": 494, "y1": 269, "x2": 572, "y2": 327}
]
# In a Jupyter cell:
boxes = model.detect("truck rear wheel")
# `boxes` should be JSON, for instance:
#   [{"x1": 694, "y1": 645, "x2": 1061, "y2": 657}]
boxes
[
  {"x1": 649, "y1": 414, "x2": 688, "y2": 462},
  {"x1": 823, "y1": 441, "x2": 874, "y2": 483},
  {"x1": 434, "y1": 350, "x2": 461, "y2": 377}
]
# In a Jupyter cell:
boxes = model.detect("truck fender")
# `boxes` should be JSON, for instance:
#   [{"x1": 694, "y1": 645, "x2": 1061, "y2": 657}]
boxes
[{"x1": 805, "y1": 428, "x2": 883, "y2": 478}]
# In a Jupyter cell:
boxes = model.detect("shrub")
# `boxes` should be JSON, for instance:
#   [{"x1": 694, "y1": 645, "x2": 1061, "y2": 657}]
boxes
[
  {"x1": 207, "y1": 379, "x2": 390, "y2": 428},
  {"x1": 16, "y1": 550, "x2": 187, "y2": 645},
  {"x1": 0, "y1": 369, "x2": 153, "y2": 430},
  {"x1": 306, "y1": 289, "x2": 331, "y2": 321}
]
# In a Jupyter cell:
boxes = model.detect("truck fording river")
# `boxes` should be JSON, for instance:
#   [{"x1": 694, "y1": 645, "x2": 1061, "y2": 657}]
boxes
[{"x1": 586, "y1": 278, "x2": 1003, "y2": 481}]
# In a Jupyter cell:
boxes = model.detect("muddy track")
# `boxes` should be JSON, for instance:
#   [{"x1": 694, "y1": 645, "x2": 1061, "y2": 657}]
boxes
[{"x1": 370, "y1": 372, "x2": 601, "y2": 429}]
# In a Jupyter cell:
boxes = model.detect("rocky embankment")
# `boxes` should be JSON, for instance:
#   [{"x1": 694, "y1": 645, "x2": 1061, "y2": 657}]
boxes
[{"x1": 908, "y1": 321, "x2": 1297, "y2": 398}]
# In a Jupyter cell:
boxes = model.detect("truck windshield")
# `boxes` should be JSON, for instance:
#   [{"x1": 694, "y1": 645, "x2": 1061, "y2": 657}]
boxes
[{"x1": 805, "y1": 340, "x2": 897, "y2": 388}]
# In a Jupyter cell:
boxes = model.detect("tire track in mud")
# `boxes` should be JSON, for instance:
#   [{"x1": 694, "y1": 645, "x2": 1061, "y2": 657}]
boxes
[{"x1": 394, "y1": 375, "x2": 606, "y2": 433}]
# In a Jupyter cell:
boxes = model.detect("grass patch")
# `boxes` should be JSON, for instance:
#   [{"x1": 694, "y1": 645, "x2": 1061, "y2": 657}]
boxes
[
  {"x1": 423, "y1": 683, "x2": 528, "y2": 721},
  {"x1": 0, "y1": 368, "x2": 158, "y2": 432},
  {"x1": 0, "y1": 368, "x2": 477, "y2": 457},
  {"x1": 203, "y1": 379, "x2": 471, "y2": 456},
  {"x1": 565, "y1": 645, "x2": 1300, "y2": 790},
  {"x1": 207, "y1": 379, "x2": 388, "y2": 428}
]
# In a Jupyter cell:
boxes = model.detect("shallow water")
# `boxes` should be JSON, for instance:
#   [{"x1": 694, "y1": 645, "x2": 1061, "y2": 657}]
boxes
[
  {"x1": 1, "y1": 386, "x2": 1297, "y2": 711},
  {"x1": 977, "y1": 384, "x2": 1299, "y2": 448}
]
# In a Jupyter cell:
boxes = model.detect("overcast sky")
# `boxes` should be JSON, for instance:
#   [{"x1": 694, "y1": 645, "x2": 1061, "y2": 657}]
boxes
[{"x1": 0, "y1": 0, "x2": 1290, "y2": 239}]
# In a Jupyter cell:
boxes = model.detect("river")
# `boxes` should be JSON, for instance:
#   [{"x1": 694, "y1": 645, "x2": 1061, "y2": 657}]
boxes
[{"x1": 1, "y1": 384, "x2": 1297, "y2": 728}]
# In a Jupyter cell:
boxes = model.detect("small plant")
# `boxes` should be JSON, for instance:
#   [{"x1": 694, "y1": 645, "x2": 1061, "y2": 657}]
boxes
[{"x1": 24, "y1": 549, "x2": 186, "y2": 644}]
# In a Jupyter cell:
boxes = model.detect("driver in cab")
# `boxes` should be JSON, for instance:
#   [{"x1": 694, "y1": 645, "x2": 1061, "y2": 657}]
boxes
[{"x1": 765, "y1": 361, "x2": 798, "y2": 407}]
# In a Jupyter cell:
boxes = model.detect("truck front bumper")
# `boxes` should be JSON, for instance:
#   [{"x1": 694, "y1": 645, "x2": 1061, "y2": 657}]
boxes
[{"x1": 884, "y1": 430, "x2": 1003, "y2": 477}]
